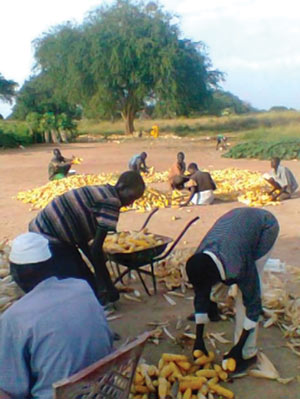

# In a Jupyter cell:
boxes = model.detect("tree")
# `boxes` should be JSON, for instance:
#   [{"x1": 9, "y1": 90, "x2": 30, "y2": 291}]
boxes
[
  {"x1": 12, "y1": 73, "x2": 81, "y2": 120},
  {"x1": 32, "y1": 0, "x2": 223, "y2": 134},
  {"x1": 0, "y1": 74, "x2": 18, "y2": 104},
  {"x1": 206, "y1": 90, "x2": 256, "y2": 116}
]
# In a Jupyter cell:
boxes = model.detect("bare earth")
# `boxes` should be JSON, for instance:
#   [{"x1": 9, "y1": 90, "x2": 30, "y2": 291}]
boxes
[{"x1": 1, "y1": 138, "x2": 300, "y2": 398}]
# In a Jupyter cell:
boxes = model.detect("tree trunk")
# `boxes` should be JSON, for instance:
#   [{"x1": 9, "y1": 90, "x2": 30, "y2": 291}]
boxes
[
  {"x1": 44, "y1": 130, "x2": 50, "y2": 143},
  {"x1": 58, "y1": 129, "x2": 68, "y2": 143},
  {"x1": 122, "y1": 110, "x2": 135, "y2": 135},
  {"x1": 51, "y1": 129, "x2": 59, "y2": 143}
]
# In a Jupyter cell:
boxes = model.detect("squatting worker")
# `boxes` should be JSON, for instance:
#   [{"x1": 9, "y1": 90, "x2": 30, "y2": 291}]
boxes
[
  {"x1": 168, "y1": 152, "x2": 189, "y2": 190},
  {"x1": 181, "y1": 163, "x2": 216, "y2": 206},
  {"x1": 264, "y1": 157, "x2": 298, "y2": 201},
  {"x1": 128, "y1": 152, "x2": 149, "y2": 173},
  {"x1": 0, "y1": 233, "x2": 113, "y2": 399},
  {"x1": 48, "y1": 148, "x2": 74, "y2": 180},
  {"x1": 29, "y1": 171, "x2": 145, "y2": 304},
  {"x1": 186, "y1": 208, "x2": 279, "y2": 373}
]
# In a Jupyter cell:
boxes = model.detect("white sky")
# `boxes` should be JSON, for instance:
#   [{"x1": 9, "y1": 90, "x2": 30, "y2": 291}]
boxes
[{"x1": 1, "y1": 0, "x2": 300, "y2": 117}]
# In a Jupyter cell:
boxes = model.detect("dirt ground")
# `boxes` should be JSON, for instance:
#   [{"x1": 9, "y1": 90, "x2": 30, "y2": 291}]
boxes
[{"x1": 1, "y1": 138, "x2": 300, "y2": 398}]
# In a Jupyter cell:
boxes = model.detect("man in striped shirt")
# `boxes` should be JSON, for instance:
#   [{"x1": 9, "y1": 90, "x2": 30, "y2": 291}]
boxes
[
  {"x1": 29, "y1": 171, "x2": 145, "y2": 304},
  {"x1": 186, "y1": 207, "x2": 279, "y2": 373}
]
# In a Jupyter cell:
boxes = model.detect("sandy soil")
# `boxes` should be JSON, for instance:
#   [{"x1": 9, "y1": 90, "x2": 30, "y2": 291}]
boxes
[{"x1": 1, "y1": 138, "x2": 300, "y2": 398}]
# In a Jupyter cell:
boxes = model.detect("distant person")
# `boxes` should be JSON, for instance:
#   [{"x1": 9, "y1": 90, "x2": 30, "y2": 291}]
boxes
[
  {"x1": 128, "y1": 152, "x2": 149, "y2": 173},
  {"x1": 48, "y1": 148, "x2": 74, "y2": 181},
  {"x1": 216, "y1": 134, "x2": 227, "y2": 150},
  {"x1": 168, "y1": 152, "x2": 189, "y2": 190},
  {"x1": 264, "y1": 157, "x2": 298, "y2": 201},
  {"x1": 180, "y1": 163, "x2": 216, "y2": 206},
  {"x1": 0, "y1": 233, "x2": 113, "y2": 399}
]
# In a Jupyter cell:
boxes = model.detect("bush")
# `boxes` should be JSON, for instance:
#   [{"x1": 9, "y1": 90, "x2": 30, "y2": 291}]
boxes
[
  {"x1": 0, "y1": 122, "x2": 33, "y2": 148},
  {"x1": 223, "y1": 139, "x2": 300, "y2": 160}
]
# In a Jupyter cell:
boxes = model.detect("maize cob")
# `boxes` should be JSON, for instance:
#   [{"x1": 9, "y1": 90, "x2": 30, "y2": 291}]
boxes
[
  {"x1": 222, "y1": 358, "x2": 236, "y2": 372},
  {"x1": 162, "y1": 354, "x2": 189, "y2": 363},
  {"x1": 195, "y1": 351, "x2": 215, "y2": 366},
  {"x1": 210, "y1": 384, "x2": 234, "y2": 399},
  {"x1": 182, "y1": 388, "x2": 192, "y2": 399},
  {"x1": 158, "y1": 377, "x2": 168, "y2": 399},
  {"x1": 195, "y1": 370, "x2": 217, "y2": 378}
]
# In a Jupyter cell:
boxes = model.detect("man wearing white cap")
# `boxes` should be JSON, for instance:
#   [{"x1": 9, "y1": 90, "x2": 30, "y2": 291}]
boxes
[{"x1": 0, "y1": 233, "x2": 113, "y2": 399}]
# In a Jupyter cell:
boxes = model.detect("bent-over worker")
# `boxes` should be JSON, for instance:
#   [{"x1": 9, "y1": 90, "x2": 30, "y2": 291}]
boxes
[
  {"x1": 186, "y1": 207, "x2": 279, "y2": 373},
  {"x1": 181, "y1": 163, "x2": 216, "y2": 206},
  {"x1": 0, "y1": 233, "x2": 113, "y2": 399},
  {"x1": 128, "y1": 152, "x2": 149, "y2": 173},
  {"x1": 29, "y1": 171, "x2": 145, "y2": 304},
  {"x1": 264, "y1": 157, "x2": 298, "y2": 201}
]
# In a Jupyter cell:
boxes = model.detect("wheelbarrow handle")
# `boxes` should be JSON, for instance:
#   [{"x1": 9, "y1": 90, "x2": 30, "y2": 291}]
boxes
[
  {"x1": 139, "y1": 207, "x2": 159, "y2": 231},
  {"x1": 153, "y1": 216, "x2": 199, "y2": 262}
]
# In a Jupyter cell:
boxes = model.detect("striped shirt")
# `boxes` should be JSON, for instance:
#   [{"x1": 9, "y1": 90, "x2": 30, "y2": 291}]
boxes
[
  {"x1": 29, "y1": 185, "x2": 121, "y2": 247},
  {"x1": 197, "y1": 207, "x2": 279, "y2": 322}
]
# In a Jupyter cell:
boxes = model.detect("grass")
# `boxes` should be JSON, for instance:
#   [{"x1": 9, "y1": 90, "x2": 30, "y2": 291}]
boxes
[{"x1": 77, "y1": 110, "x2": 300, "y2": 140}]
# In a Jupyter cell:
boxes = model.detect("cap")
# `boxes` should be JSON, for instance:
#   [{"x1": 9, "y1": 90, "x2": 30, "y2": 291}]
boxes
[{"x1": 9, "y1": 233, "x2": 52, "y2": 265}]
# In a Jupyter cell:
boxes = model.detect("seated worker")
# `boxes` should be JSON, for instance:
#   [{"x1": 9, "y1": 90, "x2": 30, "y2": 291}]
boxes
[
  {"x1": 48, "y1": 148, "x2": 74, "y2": 180},
  {"x1": 264, "y1": 157, "x2": 298, "y2": 201},
  {"x1": 128, "y1": 152, "x2": 149, "y2": 173},
  {"x1": 168, "y1": 152, "x2": 189, "y2": 190},
  {"x1": 29, "y1": 171, "x2": 145, "y2": 305},
  {"x1": 186, "y1": 208, "x2": 279, "y2": 374},
  {"x1": 0, "y1": 233, "x2": 113, "y2": 399},
  {"x1": 181, "y1": 163, "x2": 216, "y2": 206}
]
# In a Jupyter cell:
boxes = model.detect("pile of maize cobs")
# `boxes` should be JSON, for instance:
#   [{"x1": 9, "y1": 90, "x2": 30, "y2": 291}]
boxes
[
  {"x1": 16, "y1": 168, "x2": 279, "y2": 211},
  {"x1": 130, "y1": 351, "x2": 235, "y2": 399}
]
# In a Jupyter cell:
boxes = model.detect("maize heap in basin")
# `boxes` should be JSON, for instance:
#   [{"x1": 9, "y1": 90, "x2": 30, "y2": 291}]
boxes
[
  {"x1": 130, "y1": 350, "x2": 235, "y2": 399},
  {"x1": 104, "y1": 229, "x2": 164, "y2": 253},
  {"x1": 16, "y1": 168, "x2": 279, "y2": 211}
]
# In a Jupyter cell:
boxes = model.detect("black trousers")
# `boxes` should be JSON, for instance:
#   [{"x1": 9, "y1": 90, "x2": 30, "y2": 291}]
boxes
[{"x1": 49, "y1": 242, "x2": 98, "y2": 295}]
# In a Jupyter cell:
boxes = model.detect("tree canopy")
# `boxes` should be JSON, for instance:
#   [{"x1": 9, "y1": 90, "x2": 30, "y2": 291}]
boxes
[
  {"x1": 207, "y1": 90, "x2": 256, "y2": 115},
  {"x1": 14, "y1": 0, "x2": 224, "y2": 133},
  {"x1": 0, "y1": 74, "x2": 18, "y2": 104}
]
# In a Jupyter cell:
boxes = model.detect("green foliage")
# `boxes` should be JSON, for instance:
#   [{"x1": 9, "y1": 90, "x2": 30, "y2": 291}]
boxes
[
  {"x1": 206, "y1": 90, "x2": 256, "y2": 116},
  {"x1": 27, "y1": 0, "x2": 222, "y2": 134},
  {"x1": 0, "y1": 121, "x2": 32, "y2": 148},
  {"x1": 224, "y1": 139, "x2": 300, "y2": 160},
  {"x1": 12, "y1": 73, "x2": 81, "y2": 120},
  {"x1": 0, "y1": 74, "x2": 18, "y2": 104}
]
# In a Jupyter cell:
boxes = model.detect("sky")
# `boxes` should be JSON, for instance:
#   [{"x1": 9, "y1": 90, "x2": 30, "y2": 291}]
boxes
[{"x1": 1, "y1": 0, "x2": 300, "y2": 117}]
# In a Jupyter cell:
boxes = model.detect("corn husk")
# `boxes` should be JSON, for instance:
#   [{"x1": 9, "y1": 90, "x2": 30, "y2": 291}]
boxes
[{"x1": 248, "y1": 352, "x2": 280, "y2": 380}]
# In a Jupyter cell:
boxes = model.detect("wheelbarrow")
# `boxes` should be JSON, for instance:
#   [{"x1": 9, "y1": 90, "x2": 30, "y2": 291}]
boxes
[{"x1": 105, "y1": 208, "x2": 199, "y2": 296}]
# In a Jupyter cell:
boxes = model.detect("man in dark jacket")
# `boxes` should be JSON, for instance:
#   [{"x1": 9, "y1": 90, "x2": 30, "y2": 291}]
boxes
[{"x1": 186, "y1": 207, "x2": 279, "y2": 373}]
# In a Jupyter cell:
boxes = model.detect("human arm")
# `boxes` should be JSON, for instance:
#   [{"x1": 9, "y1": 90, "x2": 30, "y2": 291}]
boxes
[
  {"x1": 223, "y1": 328, "x2": 252, "y2": 363},
  {"x1": 89, "y1": 199, "x2": 121, "y2": 303},
  {"x1": 180, "y1": 186, "x2": 196, "y2": 207},
  {"x1": 90, "y1": 226, "x2": 120, "y2": 303},
  {"x1": 138, "y1": 158, "x2": 149, "y2": 173},
  {"x1": 193, "y1": 284, "x2": 211, "y2": 356},
  {"x1": 209, "y1": 175, "x2": 217, "y2": 191}
]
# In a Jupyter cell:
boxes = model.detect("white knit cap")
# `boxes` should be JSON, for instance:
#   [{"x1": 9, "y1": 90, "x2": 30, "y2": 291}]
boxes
[{"x1": 9, "y1": 233, "x2": 52, "y2": 265}]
